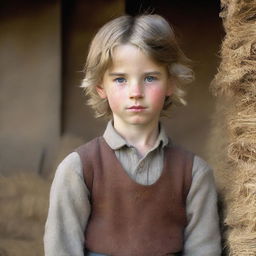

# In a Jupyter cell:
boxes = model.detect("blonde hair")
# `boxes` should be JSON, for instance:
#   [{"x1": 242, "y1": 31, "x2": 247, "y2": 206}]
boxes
[{"x1": 81, "y1": 14, "x2": 194, "y2": 118}]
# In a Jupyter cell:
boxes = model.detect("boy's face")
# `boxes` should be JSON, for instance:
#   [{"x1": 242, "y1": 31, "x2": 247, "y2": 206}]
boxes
[{"x1": 97, "y1": 44, "x2": 173, "y2": 130}]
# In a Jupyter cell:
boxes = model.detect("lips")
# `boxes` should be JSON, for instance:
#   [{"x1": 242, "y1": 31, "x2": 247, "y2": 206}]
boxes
[
  {"x1": 128, "y1": 106, "x2": 145, "y2": 109},
  {"x1": 127, "y1": 106, "x2": 147, "y2": 112}
]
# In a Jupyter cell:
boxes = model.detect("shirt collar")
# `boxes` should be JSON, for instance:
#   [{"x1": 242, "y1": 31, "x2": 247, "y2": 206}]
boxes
[{"x1": 103, "y1": 120, "x2": 170, "y2": 151}]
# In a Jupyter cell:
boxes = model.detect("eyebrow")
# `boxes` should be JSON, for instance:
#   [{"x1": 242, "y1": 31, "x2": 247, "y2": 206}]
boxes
[
  {"x1": 108, "y1": 71, "x2": 162, "y2": 76},
  {"x1": 108, "y1": 72, "x2": 127, "y2": 77},
  {"x1": 144, "y1": 71, "x2": 162, "y2": 76}
]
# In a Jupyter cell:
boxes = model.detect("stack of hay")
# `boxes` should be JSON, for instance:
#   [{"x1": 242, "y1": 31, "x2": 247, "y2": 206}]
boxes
[
  {"x1": 0, "y1": 134, "x2": 84, "y2": 256},
  {"x1": 210, "y1": 0, "x2": 256, "y2": 255},
  {"x1": 0, "y1": 173, "x2": 50, "y2": 256}
]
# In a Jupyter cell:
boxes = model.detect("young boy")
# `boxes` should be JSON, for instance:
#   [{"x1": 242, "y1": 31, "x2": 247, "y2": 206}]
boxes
[{"x1": 44, "y1": 14, "x2": 221, "y2": 256}]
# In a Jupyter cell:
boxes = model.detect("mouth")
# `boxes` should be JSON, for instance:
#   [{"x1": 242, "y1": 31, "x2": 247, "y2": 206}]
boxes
[{"x1": 127, "y1": 106, "x2": 147, "y2": 112}]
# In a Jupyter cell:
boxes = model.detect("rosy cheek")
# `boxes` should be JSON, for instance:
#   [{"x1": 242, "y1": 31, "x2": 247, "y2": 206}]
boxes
[
  {"x1": 148, "y1": 88, "x2": 166, "y2": 107},
  {"x1": 107, "y1": 89, "x2": 126, "y2": 110},
  {"x1": 108, "y1": 98, "x2": 119, "y2": 110}
]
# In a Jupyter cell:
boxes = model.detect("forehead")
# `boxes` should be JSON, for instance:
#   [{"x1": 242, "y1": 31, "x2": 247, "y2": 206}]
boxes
[{"x1": 109, "y1": 44, "x2": 165, "y2": 72}]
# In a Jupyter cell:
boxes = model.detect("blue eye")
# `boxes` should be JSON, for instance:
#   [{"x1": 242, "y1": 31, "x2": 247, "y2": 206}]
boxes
[
  {"x1": 114, "y1": 77, "x2": 126, "y2": 84},
  {"x1": 145, "y1": 76, "x2": 156, "y2": 82}
]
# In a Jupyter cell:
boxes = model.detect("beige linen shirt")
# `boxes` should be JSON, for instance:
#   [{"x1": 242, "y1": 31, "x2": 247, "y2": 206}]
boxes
[{"x1": 44, "y1": 121, "x2": 221, "y2": 256}]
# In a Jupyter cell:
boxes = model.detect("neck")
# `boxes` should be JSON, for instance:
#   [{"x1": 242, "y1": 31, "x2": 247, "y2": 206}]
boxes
[{"x1": 113, "y1": 120, "x2": 160, "y2": 156}]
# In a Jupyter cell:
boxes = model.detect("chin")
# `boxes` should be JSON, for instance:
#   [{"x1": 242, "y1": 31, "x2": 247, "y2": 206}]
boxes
[{"x1": 126, "y1": 117, "x2": 154, "y2": 126}]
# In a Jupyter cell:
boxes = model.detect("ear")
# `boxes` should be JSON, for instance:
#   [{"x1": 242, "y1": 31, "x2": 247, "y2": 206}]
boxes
[
  {"x1": 96, "y1": 86, "x2": 107, "y2": 99},
  {"x1": 166, "y1": 86, "x2": 173, "y2": 97},
  {"x1": 166, "y1": 78, "x2": 174, "y2": 97}
]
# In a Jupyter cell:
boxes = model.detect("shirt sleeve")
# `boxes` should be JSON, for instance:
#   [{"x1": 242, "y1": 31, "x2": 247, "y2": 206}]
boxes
[
  {"x1": 44, "y1": 152, "x2": 91, "y2": 256},
  {"x1": 183, "y1": 156, "x2": 221, "y2": 256}
]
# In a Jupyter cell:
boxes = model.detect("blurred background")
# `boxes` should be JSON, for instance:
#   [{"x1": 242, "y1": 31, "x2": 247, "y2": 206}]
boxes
[{"x1": 0, "y1": 0, "x2": 223, "y2": 255}]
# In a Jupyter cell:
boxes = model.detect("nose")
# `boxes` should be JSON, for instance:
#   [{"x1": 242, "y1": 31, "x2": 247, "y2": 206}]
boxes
[{"x1": 129, "y1": 82, "x2": 144, "y2": 99}]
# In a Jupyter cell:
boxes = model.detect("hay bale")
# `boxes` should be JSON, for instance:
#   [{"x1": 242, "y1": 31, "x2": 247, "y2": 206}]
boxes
[
  {"x1": 0, "y1": 133, "x2": 85, "y2": 255},
  {"x1": 0, "y1": 173, "x2": 51, "y2": 256},
  {"x1": 208, "y1": 0, "x2": 256, "y2": 255}
]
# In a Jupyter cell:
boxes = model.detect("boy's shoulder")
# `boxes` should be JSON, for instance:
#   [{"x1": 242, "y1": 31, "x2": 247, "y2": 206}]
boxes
[
  {"x1": 167, "y1": 142, "x2": 213, "y2": 175},
  {"x1": 167, "y1": 141, "x2": 195, "y2": 160},
  {"x1": 75, "y1": 136, "x2": 111, "y2": 156},
  {"x1": 192, "y1": 154, "x2": 213, "y2": 176}
]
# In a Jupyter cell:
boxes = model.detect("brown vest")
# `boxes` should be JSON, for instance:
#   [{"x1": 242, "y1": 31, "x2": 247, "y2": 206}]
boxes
[{"x1": 76, "y1": 137, "x2": 193, "y2": 256}]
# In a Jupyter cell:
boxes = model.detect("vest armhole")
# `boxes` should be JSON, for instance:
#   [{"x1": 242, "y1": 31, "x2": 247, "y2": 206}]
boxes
[
  {"x1": 183, "y1": 152, "x2": 194, "y2": 201},
  {"x1": 74, "y1": 137, "x2": 101, "y2": 192},
  {"x1": 170, "y1": 145, "x2": 193, "y2": 205},
  {"x1": 166, "y1": 144, "x2": 194, "y2": 206}
]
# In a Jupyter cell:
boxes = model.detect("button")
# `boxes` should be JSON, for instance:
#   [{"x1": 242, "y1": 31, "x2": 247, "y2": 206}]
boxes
[{"x1": 138, "y1": 162, "x2": 144, "y2": 168}]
